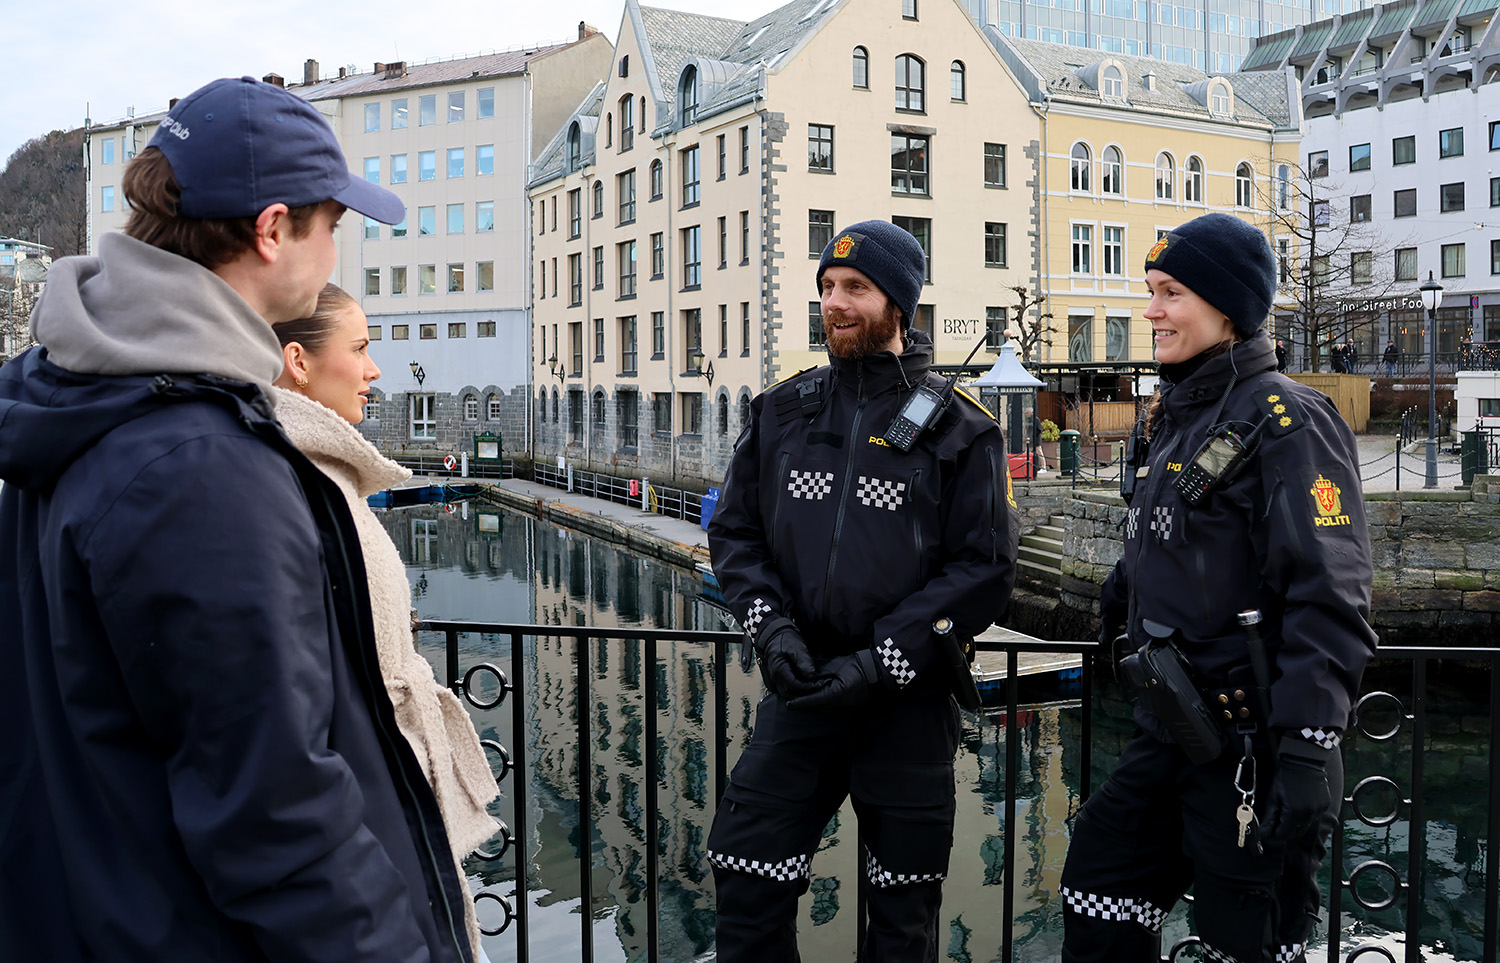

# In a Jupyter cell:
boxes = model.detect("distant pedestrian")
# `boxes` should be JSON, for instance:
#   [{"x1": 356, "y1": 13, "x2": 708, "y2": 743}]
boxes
[
  {"x1": 1383, "y1": 341, "x2": 1399, "y2": 377},
  {"x1": 1027, "y1": 406, "x2": 1048, "y2": 473},
  {"x1": 1275, "y1": 339, "x2": 1287, "y2": 371},
  {"x1": 1346, "y1": 342, "x2": 1359, "y2": 373}
]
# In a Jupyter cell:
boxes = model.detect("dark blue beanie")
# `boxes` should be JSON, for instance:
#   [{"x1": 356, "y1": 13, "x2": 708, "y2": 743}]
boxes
[
  {"x1": 816, "y1": 220, "x2": 926, "y2": 329},
  {"x1": 1143, "y1": 213, "x2": 1276, "y2": 339}
]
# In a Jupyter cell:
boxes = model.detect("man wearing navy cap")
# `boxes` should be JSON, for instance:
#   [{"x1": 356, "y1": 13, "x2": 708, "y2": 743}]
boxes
[
  {"x1": 0, "y1": 78, "x2": 473, "y2": 962},
  {"x1": 706, "y1": 220, "x2": 1018, "y2": 960}
]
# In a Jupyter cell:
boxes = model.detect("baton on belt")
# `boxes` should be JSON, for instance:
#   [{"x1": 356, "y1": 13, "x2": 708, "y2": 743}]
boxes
[{"x1": 935, "y1": 617, "x2": 982, "y2": 711}]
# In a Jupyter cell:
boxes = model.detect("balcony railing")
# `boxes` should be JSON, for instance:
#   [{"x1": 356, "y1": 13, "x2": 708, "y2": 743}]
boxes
[{"x1": 422, "y1": 621, "x2": 1500, "y2": 963}]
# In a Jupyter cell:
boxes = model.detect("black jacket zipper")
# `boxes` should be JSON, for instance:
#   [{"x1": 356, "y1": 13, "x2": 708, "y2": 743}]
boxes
[{"x1": 822, "y1": 364, "x2": 866, "y2": 627}]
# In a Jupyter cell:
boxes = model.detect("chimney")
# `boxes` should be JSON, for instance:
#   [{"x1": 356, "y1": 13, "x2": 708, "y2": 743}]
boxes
[
  {"x1": 384, "y1": 61, "x2": 406, "y2": 79},
  {"x1": 580, "y1": 20, "x2": 600, "y2": 40},
  {"x1": 338, "y1": 66, "x2": 347, "y2": 79},
  {"x1": 374, "y1": 62, "x2": 386, "y2": 75},
  {"x1": 1142, "y1": 70, "x2": 1156, "y2": 91},
  {"x1": 304, "y1": 59, "x2": 319, "y2": 85},
  {"x1": 262, "y1": 72, "x2": 285, "y2": 88},
  {"x1": 169, "y1": 98, "x2": 179, "y2": 109}
]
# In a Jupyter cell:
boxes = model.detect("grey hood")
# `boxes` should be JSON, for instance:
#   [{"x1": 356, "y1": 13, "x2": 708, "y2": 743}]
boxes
[{"x1": 30, "y1": 232, "x2": 284, "y2": 395}]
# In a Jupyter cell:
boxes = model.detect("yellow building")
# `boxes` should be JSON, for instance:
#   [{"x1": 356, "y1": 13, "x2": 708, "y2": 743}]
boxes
[{"x1": 994, "y1": 37, "x2": 1302, "y2": 367}]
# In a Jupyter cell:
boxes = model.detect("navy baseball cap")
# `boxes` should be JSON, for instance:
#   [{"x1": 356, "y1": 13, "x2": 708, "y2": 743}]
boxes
[{"x1": 147, "y1": 77, "x2": 404, "y2": 224}]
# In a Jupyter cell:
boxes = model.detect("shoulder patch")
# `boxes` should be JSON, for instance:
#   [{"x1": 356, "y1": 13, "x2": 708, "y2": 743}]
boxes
[
  {"x1": 953, "y1": 386, "x2": 997, "y2": 421},
  {"x1": 764, "y1": 366, "x2": 820, "y2": 393},
  {"x1": 1255, "y1": 388, "x2": 1304, "y2": 436}
]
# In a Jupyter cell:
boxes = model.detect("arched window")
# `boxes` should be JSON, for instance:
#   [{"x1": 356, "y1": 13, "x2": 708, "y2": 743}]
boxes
[
  {"x1": 463, "y1": 394, "x2": 479, "y2": 421},
  {"x1": 591, "y1": 390, "x2": 606, "y2": 439},
  {"x1": 487, "y1": 393, "x2": 502, "y2": 420},
  {"x1": 566, "y1": 123, "x2": 581, "y2": 170},
  {"x1": 365, "y1": 390, "x2": 381, "y2": 421},
  {"x1": 1184, "y1": 156, "x2": 1204, "y2": 203},
  {"x1": 1277, "y1": 164, "x2": 1290, "y2": 210},
  {"x1": 739, "y1": 391, "x2": 752, "y2": 431},
  {"x1": 649, "y1": 159, "x2": 663, "y2": 200},
  {"x1": 1236, "y1": 163, "x2": 1254, "y2": 208},
  {"x1": 1070, "y1": 142, "x2": 1091, "y2": 193},
  {"x1": 1101, "y1": 145, "x2": 1123, "y2": 195},
  {"x1": 895, "y1": 54, "x2": 925, "y2": 112},
  {"x1": 950, "y1": 60, "x2": 966, "y2": 101},
  {"x1": 619, "y1": 96, "x2": 634, "y2": 151},
  {"x1": 717, "y1": 393, "x2": 729, "y2": 435},
  {"x1": 604, "y1": 113, "x2": 612, "y2": 148},
  {"x1": 679, "y1": 65, "x2": 698, "y2": 126},
  {"x1": 639, "y1": 96, "x2": 646, "y2": 132},
  {"x1": 550, "y1": 387, "x2": 559, "y2": 423},
  {"x1": 1155, "y1": 152, "x2": 1175, "y2": 200},
  {"x1": 592, "y1": 180, "x2": 603, "y2": 217},
  {"x1": 853, "y1": 46, "x2": 869, "y2": 88},
  {"x1": 1102, "y1": 64, "x2": 1124, "y2": 100}
]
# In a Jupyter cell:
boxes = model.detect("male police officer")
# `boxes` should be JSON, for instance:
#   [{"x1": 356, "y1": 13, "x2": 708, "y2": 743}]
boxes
[{"x1": 706, "y1": 220, "x2": 1019, "y2": 960}]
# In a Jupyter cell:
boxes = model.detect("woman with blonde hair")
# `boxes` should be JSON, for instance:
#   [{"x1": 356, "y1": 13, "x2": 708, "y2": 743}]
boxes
[{"x1": 273, "y1": 283, "x2": 498, "y2": 960}]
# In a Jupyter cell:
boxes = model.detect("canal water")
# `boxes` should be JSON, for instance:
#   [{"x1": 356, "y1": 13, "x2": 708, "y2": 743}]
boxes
[{"x1": 386, "y1": 501, "x2": 1492, "y2": 963}]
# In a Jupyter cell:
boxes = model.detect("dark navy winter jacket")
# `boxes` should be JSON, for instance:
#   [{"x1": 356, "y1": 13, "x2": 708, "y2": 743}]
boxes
[{"x1": 0, "y1": 348, "x2": 470, "y2": 963}]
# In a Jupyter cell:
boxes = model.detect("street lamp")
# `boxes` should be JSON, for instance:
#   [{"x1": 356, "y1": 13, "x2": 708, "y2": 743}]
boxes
[
  {"x1": 408, "y1": 361, "x2": 426, "y2": 388},
  {"x1": 704, "y1": 359, "x2": 716, "y2": 389},
  {"x1": 689, "y1": 342, "x2": 705, "y2": 375},
  {"x1": 548, "y1": 352, "x2": 566, "y2": 384},
  {"x1": 1419, "y1": 271, "x2": 1443, "y2": 489}
]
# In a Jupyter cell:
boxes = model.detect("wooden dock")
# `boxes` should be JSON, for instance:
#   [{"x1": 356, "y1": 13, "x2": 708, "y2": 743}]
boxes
[{"x1": 970, "y1": 624, "x2": 1083, "y2": 685}]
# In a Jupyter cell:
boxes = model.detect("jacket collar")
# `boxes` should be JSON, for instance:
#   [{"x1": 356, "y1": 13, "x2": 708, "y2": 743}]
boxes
[
  {"x1": 1160, "y1": 332, "x2": 1276, "y2": 416},
  {"x1": 827, "y1": 328, "x2": 934, "y2": 396}
]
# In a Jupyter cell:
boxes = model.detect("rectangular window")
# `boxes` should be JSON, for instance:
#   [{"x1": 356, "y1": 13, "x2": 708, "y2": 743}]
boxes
[
  {"x1": 448, "y1": 91, "x2": 464, "y2": 123},
  {"x1": 419, "y1": 151, "x2": 435, "y2": 181},
  {"x1": 1393, "y1": 135, "x2": 1415, "y2": 165},
  {"x1": 903, "y1": 0, "x2": 918, "y2": 21},
  {"x1": 420, "y1": 324, "x2": 437, "y2": 340},
  {"x1": 476, "y1": 201, "x2": 494, "y2": 233},
  {"x1": 653, "y1": 392, "x2": 672, "y2": 433},
  {"x1": 1395, "y1": 247, "x2": 1418, "y2": 282},
  {"x1": 911, "y1": 305, "x2": 933, "y2": 339},
  {"x1": 364, "y1": 103, "x2": 380, "y2": 132},
  {"x1": 391, "y1": 213, "x2": 407, "y2": 238},
  {"x1": 652, "y1": 311, "x2": 665, "y2": 358},
  {"x1": 364, "y1": 216, "x2": 379, "y2": 240},
  {"x1": 618, "y1": 240, "x2": 637, "y2": 297},
  {"x1": 1307, "y1": 150, "x2": 1329, "y2": 178},
  {"x1": 392, "y1": 324, "x2": 409, "y2": 340},
  {"x1": 419, "y1": 94, "x2": 436, "y2": 126},
  {"x1": 477, "y1": 87, "x2": 494, "y2": 118},
  {"x1": 1349, "y1": 143, "x2": 1371, "y2": 172},
  {"x1": 1491, "y1": 120, "x2": 1500, "y2": 151},
  {"x1": 368, "y1": 325, "x2": 382, "y2": 341},
  {"x1": 568, "y1": 390, "x2": 583, "y2": 440},
  {"x1": 681, "y1": 394, "x2": 702, "y2": 434},
  {"x1": 984, "y1": 142, "x2": 1006, "y2": 188},
  {"x1": 448, "y1": 264, "x2": 464, "y2": 293},
  {"x1": 568, "y1": 188, "x2": 581, "y2": 238},
  {"x1": 1313, "y1": 200, "x2": 1330, "y2": 227},
  {"x1": 717, "y1": 133, "x2": 726, "y2": 179},
  {"x1": 809, "y1": 124, "x2": 834, "y2": 171},
  {"x1": 1442, "y1": 243, "x2": 1465, "y2": 278},
  {"x1": 1481, "y1": 399, "x2": 1500, "y2": 417},
  {"x1": 719, "y1": 303, "x2": 729, "y2": 356},
  {"x1": 449, "y1": 322, "x2": 466, "y2": 339},
  {"x1": 592, "y1": 246, "x2": 604, "y2": 290},
  {"x1": 1071, "y1": 224, "x2": 1092, "y2": 274},
  {"x1": 101, "y1": 137, "x2": 114, "y2": 164},
  {"x1": 651, "y1": 232, "x2": 664, "y2": 279},
  {"x1": 570, "y1": 322, "x2": 583, "y2": 373},
  {"x1": 1068, "y1": 314, "x2": 1093, "y2": 362},
  {"x1": 1492, "y1": 239, "x2": 1500, "y2": 275},
  {"x1": 594, "y1": 318, "x2": 605, "y2": 361},
  {"x1": 1105, "y1": 315, "x2": 1129, "y2": 361},
  {"x1": 447, "y1": 148, "x2": 464, "y2": 178},
  {"x1": 891, "y1": 216, "x2": 932, "y2": 281},
  {"x1": 447, "y1": 203, "x2": 464, "y2": 234},
  {"x1": 682, "y1": 308, "x2": 703, "y2": 371},
  {"x1": 741, "y1": 210, "x2": 750, "y2": 264},
  {"x1": 476, "y1": 144, "x2": 494, "y2": 176},
  {"x1": 681, "y1": 146, "x2": 700, "y2": 207},
  {"x1": 477, "y1": 261, "x2": 493, "y2": 291},
  {"x1": 1440, "y1": 127, "x2": 1464, "y2": 158},
  {"x1": 477, "y1": 321, "x2": 495, "y2": 338},
  {"x1": 364, "y1": 267, "x2": 380, "y2": 296},
  {"x1": 1350, "y1": 194, "x2": 1371, "y2": 222},
  {"x1": 810, "y1": 209, "x2": 834, "y2": 257},
  {"x1": 1351, "y1": 251, "x2": 1373, "y2": 284},
  {"x1": 418, "y1": 206, "x2": 435, "y2": 236},
  {"x1": 390, "y1": 153, "x2": 407, "y2": 184},
  {"x1": 741, "y1": 302, "x2": 751, "y2": 355},
  {"x1": 621, "y1": 98, "x2": 634, "y2": 152},
  {"x1": 808, "y1": 301, "x2": 826, "y2": 347},
  {"x1": 1441, "y1": 182, "x2": 1465, "y2": 212},
  {"x1": 717, "y1": 216, "x2": 727, "y2": 268},
  {"x1": 984, "y1": 222, "x2": 1007, "y2": 268},
  {"x1": 618, "y1": 169, "x2": 636, "y2": 223},
  {"x1": 985, "y1": 307, "x2": 1006, "y2": 349},
  {"x1": 569, "y1": 254, "x2": 582, "y2": 305},
  {"x1": 391, "y1": 266, "x2": 408, "y2": 295},
  {"x1": 682, "y1": 226, "x2": 702, "y2": 287},
  {"x1": 1394, "y1": 188, "x2": 1416, "y2": 218},
  {"x1": 410, "y1": 394, "x2": 436, "y2": 439},
  {"x1": 1102, "y1": 225, "x2": 1124, "y2": 276},
  {"x1": 100, "y1": 185, "x2": 114, "y2": 212},
  {"x1": 619, "y1": 391, "x2": 639, "y2": 448},
  {"x1": 891, "y1": 134, "x2": 929, "y2": 195},
  {"x1": 740, "y1": 125, "x2": 750, "y2": 173},
  {"x1": 363, "y1": 156, "x2": 379, "y2": 183},
  {"x1": 620, "y1": 316, "x2": 638, "y2": 374},
  {"x1": 1492, "y1": 177, "x2": 1500, "y2": 207}
]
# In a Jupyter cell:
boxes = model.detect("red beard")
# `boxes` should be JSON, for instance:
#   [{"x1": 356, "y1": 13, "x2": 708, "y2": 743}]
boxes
[{"x1": 824, "y1": 303, "x2": 902, "y2": 358}]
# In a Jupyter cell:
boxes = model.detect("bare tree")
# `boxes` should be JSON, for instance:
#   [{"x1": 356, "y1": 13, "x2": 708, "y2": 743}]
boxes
[
  {"x1": 0, "y1": 278, "x2": 39, "y2": 365},
  {"x1": 1007, "y1": 284, "x2": 1052, "y2": 364}
]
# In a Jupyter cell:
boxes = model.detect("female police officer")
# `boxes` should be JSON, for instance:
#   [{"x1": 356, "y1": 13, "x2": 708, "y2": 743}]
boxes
[{"x1": 1060, "y1": 213, "x2": 1376, "y2": 963}]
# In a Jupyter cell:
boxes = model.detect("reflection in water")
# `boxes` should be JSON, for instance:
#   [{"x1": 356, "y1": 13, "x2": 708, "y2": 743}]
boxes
[{"x1": 385, "y1": 504, "x2": 1491, "y2": 963}]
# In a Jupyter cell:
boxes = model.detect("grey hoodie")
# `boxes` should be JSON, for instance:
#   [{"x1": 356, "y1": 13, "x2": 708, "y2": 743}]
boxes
[{"x1": 30, "y1": 232, "x2": 284, "y2": 394}]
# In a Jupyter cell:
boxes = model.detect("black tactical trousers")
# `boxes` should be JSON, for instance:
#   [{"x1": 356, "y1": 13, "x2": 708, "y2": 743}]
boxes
[
  {"x1": 708, "y1": 693, "x2": 960, "y2": 963},
  {"x1": 1060, "y1": 732, "x2": 1342, "y2": 963}
]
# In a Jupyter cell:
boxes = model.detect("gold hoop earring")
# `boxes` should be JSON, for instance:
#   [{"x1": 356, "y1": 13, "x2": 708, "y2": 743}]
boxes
[{"x1": 294, "y1": 376, "x2": 309, "y2": 388}]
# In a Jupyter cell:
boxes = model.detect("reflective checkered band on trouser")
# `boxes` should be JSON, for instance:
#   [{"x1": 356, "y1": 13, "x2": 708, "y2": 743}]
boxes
[
  {"x1": 1201, "y1": 940, "x2": 1303, "y2": 963},
  {"x1": 865, "y1": 846, "x2": 944, "y2": 889},
  {"x1": 1059, "y1": 886, "x2": 1168, "y2": 932},
  {"x1": 1299, "y1": 727, "x2": 1341, "y2": 750},
  {"x1": 1202, "y1": 943, "x2": 1246, "y2": 963},
  {"x1": 876, "y1": 637, "x2": 916, "y2": 687},
  {"x1": 745, "y1": 598, "x2": 773, "y2": 635},
  {"x1": 707, "y1": 849, "x2": 810, "y2": 882}
]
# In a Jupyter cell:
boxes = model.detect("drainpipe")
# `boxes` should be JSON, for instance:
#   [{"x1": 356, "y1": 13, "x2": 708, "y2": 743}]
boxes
[{"x1": 1030, "y1": 99, "x2": 1050, "y2": 364}]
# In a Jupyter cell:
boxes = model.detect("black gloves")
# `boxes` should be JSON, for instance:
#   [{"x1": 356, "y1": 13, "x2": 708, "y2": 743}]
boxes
[
  {"x1": 786, "y1": 650, "x2": 882, "y2": 710},
  {"x1": 755, "y1": 618, "x2": 821, "y2": 699},
  {"x1": 1258, "y1": 734, "x2": 1335, "y2": 845}
]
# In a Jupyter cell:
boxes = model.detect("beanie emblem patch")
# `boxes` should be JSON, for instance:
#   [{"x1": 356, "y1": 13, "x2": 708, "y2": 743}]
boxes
[
  {"x1": 832, "y1": 233, "x2": 861, "y2": 260},
  {"x1": 1146, "y1": 235, "x2": 1170, "y2": 263}
]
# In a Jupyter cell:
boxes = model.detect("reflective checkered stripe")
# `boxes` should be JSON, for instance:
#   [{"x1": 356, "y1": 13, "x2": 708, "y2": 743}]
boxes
[
  {"x1": 1202, "y1": 943, "x2": 1247, "y2": 963},
  {"x1": 787, "y1": 469, "x2": 834, "y2": 500},
  {"x1": 744, "y1": 598, "x2": 773, "y2": 635},
  {"x1": 1149, "y1": 505, "x2": 1174, "y2": 542},
  {"x1": 1125, "y1": 506, "x2": 1140, "y2": 540},
  {"x1": 1299, "y1": 727, "x2": 1340, "y2": 750},
  {"x1": 876, "y1": 637, "x2": 916, "y2": 687},
  {"x1": 865, "y1": 847, "x2": 944, "y2": 888},
  {"x1": 1059, "y1": 886, "x2": 1168, "y2": 932},
  {"x1": 1275, "y1": 944, "x2": 1305, "y2": 963},
  {"x1": 855, "y1": 475, "x2": 906, "y2": 511},
  {"x1": 707, "y1": 849, "x2": 811, "y2": 882}
]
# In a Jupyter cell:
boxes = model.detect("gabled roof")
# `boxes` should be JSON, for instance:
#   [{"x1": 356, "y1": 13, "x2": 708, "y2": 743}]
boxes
[{"x1": 529, "y1": 82, "x2": 607, "y2": 185}]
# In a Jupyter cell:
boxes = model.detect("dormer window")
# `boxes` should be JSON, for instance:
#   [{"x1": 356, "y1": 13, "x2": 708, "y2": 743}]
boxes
[
  {"x1": 567, "y1": 123, "x2": 581, "y2": 170},
  {"x1": 680, "y1": 65, "x2": 699, "y2": 126},
  {"x1": 1102, "y1": 64, "x2": 1124, "y2": 100},
  {"x1": 1209, "y1": 79, "x2": 1233, "y2": 117}
]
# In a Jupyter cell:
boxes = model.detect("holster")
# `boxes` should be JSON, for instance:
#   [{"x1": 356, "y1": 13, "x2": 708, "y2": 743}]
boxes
[
  {"x1": 939, "y1": 632, "x2": 982, "y2": 712},
  {"x1": 1119, "y1": 622, "x2": 1226, "y2": 765}
]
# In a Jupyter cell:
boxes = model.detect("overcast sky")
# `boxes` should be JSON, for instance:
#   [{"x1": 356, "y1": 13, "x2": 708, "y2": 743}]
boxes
[{"x1": 2, "y1": 0, "x2": 786, "y2": 165}]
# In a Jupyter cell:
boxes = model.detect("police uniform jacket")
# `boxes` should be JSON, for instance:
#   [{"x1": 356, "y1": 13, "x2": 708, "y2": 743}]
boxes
[
  {"x1": 1101, "y1": 332, "x2": 1376, "y2": 736},
  {"x1": 708, "y1": 329, "x2": 1019, "y2": 698}
]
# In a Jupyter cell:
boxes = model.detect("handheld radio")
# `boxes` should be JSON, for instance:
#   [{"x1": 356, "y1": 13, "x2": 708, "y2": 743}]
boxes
[{"x1": 883, "y1": 335, "x2": 991, "y2": 452}]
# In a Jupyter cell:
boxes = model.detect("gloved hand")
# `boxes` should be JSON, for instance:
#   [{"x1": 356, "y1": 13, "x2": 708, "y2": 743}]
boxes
[
  {"x1": 756, "y1": 619, "x2": 821, "y2": 699},
  {"x1": 786, "y1": 649, "x2": 882, "y2": 710},
  {"x1": 1257, "y1": 734, "x2": 1335, "y2": 845}
]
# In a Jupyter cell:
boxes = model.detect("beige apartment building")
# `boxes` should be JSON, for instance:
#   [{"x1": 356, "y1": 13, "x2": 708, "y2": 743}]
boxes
[{"x1": 529, "y1": 0, "x2": 1036, "y2": 487}]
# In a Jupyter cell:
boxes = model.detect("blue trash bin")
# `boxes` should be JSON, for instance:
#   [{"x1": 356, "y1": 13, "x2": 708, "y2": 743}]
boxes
[{"x1": 700, "y1": 486, "x2": 721, "y2": 531}]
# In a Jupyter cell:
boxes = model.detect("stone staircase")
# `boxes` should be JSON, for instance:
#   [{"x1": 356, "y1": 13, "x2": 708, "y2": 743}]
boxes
[{"x1": 1017, "y1": 513, "x2": 1065, "y2": 585}]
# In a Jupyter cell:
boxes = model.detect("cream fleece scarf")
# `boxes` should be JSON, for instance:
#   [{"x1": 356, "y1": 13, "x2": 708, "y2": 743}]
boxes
[{"x1": 272, "y1": 387, "x2": 499, "y2": 959}]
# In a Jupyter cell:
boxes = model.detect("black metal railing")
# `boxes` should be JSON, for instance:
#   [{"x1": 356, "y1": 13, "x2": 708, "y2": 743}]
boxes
[
  {"x1": 389, "y1": 454, "x2": 517, "y2": 479},
  {"x1": 528, "y1": 463, "x2": 705, "y2": 524},
  {"x1": 420, "y1": 622, "x2": 1499, "y2": 963}
]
